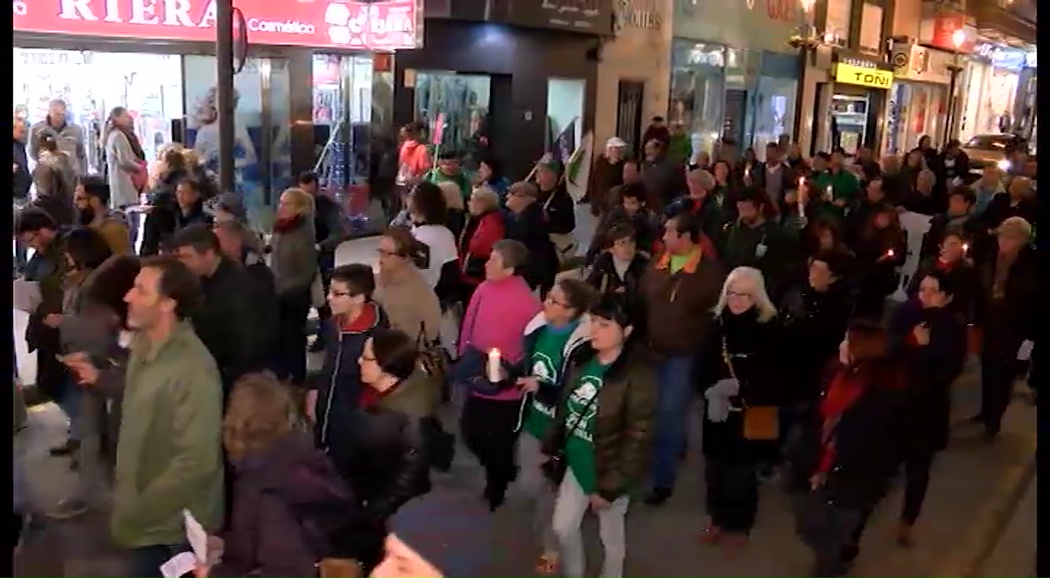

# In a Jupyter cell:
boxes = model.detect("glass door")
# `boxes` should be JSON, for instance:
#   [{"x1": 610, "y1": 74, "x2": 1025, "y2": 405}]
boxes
[
  {"x1": 414, "y1": 71, "x2": 492, "y2": 172},
  {"x1": 183, "y1": 55, "x2": 289, "y2": 229}
]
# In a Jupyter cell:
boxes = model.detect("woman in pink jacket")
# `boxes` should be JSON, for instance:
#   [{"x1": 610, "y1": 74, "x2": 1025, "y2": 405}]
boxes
[{"x1": 457, "y1": 239, "x2": 542, "y2": 510}]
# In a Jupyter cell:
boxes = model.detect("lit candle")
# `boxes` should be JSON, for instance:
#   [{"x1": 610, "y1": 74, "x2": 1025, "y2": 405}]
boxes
[
  {"x1": 886, "y1": 248, "x2": 895, "y2": 258},
  {"x1": 962, "y1": 243, "x2": 970, "y2": 254},
  {"x1": 824, "y1": 185, "x2": 833, "y2": 200},
  {"x1": 487, "y1": 348, "x2": 502, "y2": 382}
]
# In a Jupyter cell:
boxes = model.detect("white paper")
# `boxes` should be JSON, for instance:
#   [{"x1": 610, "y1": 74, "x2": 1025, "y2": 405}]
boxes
[
  {"x1": 1017, "y1": 340, "x2": 1034, "y2": 361},
  {"x1": 182, "y1": 509, "x2": 209, "y2": 564},
  {"x1": 160, "y1": 551, "x2": 198, "y2": 578},
  {"x1": 13, "y1": 279, "x2": 41, "y2": 313}
]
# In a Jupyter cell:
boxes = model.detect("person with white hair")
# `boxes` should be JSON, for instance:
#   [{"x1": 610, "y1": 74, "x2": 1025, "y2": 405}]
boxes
[
  {"x1": 699, "y1": 266, "x2": 783, "y2": 553},
  {"x1": 585, "y1": 136, "x2": 628, "y2": 216}
]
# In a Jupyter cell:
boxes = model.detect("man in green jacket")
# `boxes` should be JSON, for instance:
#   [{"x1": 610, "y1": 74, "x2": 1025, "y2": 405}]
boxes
[
  {"x1": 66, "y1": 255, "x2": 224, "y2": 576},
  {"x1": 425, "y1": 150, "x2": 471, "y2": 203}
]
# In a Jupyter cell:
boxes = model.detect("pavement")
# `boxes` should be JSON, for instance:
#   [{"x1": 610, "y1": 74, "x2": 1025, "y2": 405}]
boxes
[{"x1": 12, "y1": 206, "x2": 1039, "y2": 577}]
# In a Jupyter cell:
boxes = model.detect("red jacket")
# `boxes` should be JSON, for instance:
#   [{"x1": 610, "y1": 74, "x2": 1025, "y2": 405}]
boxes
[{"x1": 459, "y1": 211, "x2": 505, "y2": 285}]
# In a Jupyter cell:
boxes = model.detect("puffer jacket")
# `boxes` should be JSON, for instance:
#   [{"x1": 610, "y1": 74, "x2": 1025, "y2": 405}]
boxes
[{"x1": 543, "y1": 342, "x2": 658, "y2": 502}]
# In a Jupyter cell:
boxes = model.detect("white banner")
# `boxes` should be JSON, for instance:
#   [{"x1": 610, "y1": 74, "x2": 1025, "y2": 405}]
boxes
[{"x1": 891, "y1": 211, "x2": 933, "y2": 302}]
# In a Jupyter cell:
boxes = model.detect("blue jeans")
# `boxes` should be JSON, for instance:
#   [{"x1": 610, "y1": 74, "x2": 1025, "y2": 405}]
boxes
[
  {"x1": 127, "y1": 542, "x2": 191, "y2": 578},
  {"x1": 57, "y1": 380, "x2": 82, "y2": 443},
  {"x1": 649, "y1": 356, "x2": 697, "y2": 489}
]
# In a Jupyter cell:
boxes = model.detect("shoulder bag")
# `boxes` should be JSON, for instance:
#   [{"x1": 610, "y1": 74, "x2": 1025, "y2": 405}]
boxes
[
  {"x1": 722, "y1": 333, "x2": 779, "y2": 441},
  {"x1": 541, "y1": 380, "x2": 600, "y2": 485}
]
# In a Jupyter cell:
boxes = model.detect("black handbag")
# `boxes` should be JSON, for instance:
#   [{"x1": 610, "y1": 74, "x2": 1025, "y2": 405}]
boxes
[{"x1": 541, "y1": 389, "x2": 600, "y2": 485}]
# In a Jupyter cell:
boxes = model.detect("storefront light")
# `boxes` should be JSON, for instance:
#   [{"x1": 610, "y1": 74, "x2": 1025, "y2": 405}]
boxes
[{"x1": 951, "y1": 29, "x2": 966, "y2": 50}]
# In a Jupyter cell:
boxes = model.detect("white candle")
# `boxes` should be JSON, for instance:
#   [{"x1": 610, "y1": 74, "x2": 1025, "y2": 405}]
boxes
[
  {"x1": 962, "y1": 243, "x2": 969, "y2": 254},
  {"x1": 824, "y1": 185, "x2": 833, "y2": 200},
  {"x1": 886, "y1": 249, "x2": 895, "y2": 258},
  {"x1": 487, "y1": 348, "x2": 502, "y2": 382}
]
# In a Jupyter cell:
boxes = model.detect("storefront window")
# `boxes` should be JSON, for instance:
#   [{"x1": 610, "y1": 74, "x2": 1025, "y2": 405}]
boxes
[
  {"x1": 414, "y1": 72, "x2": 491, "y2": 170},
  {"x1": 958, "y1": 61, "x2": 990, "y2": 142},
  {"x1": 887, "y1": 82, "x2": 945, "y2": 152},
  {"x1": 978, "y1": 68, "x2": 1019, "y2": 134},
  {"x1": 830, "y1": 93, "x2": 870, "y2": 155},
  {"x1": 752, "y1": 77, "x2": 797, "y2": 158},
  {"x1": 312, "y1": 54, "x2": 375, "y2": 228},
  {"x1": 184, "y1": 55, "x2": 290, "y2": 228},
  {"x1": 670, "y1": 40, "x2": 727, "y2": 159},
  {"x1": 13, "y1": 49, "x2": 184, "y2": 173}
]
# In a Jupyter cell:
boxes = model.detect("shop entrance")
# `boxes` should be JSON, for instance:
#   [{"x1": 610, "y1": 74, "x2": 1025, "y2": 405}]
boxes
[
  {"x1": 414, "y1": 71, "x2": 493, "y2": 171},
  {"x1": 14, "y1": 48, "x2": 184, "y2": 172}
]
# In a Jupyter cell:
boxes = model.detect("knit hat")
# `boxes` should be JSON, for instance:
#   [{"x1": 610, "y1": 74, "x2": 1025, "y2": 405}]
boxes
[
  {"x1": 214, "y1": 192, "x2": 247, "y2": 222},
  {"x1": 996, "y1": 216, "x2": 1033, "y2": 240},
  {"x1": 606, "y1": 136, "x2": 627, "y2": 149},
  {"x1": 536, "y1": 153, "x2": 563, "y2": 174},
  {"x1": 389, "y1": 491, "x2": 492, "y2": 577}
]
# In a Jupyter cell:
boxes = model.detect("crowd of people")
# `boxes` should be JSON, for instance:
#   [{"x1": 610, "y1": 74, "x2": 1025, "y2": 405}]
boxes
[{"x1": 12, "y1": 107, "x2": 1039, "y2": 578}]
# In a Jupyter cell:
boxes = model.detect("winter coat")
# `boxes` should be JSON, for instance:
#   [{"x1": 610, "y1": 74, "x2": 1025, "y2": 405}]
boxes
[
  {"x1": 543, "y1": 343, "x2": 658, "y2": 501},
  {"x1": 212, "y1": 433, "x2": 376, "y2": 577}
]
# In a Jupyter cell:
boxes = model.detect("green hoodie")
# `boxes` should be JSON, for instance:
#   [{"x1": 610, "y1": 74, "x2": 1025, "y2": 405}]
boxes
[{"x1": 111, "y1": 321, "x2": 225, "y2": 548}]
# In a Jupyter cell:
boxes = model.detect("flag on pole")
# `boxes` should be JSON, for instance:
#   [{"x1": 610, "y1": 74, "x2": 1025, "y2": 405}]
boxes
[
  {"x1": 550, "y1": 119, "x2": 578, "y2": 166},
  {"x1": 565, "y1": 131, "x2": 593, "y2": 203}
]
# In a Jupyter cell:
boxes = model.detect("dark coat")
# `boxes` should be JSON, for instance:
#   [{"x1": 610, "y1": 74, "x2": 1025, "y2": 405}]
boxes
[
  {"x1": 700, "y1": 310, "x2": 785, "y2": 463},
  {"x1": 543, "y1": 343, "x2": 658, "y2": 502},
  {"x1": 975, "y1": 245, "x2": 1038, "y2": 356},
  {"x1": 13, "y1": 138, "x2": 32, "y2": 200},
  {"x1": 140, "y1": 170, "x2": 186, "y2": 256},
  {"x1": 503, "y1": 204, "x2": 558, "y2": 291},
  {"x1": 537, "y1": 182, "x2": 577, "y2": 236},
  {"x1": 980, "y1": 193, "x2": 1038, "y2": 231},
  {"x1": 888, "y1": 301, "x2": 967, "y2": 453},
  {"x1": 585, "y1": 251, "x2": 650, "y2": 324},
  {"x1": 588, "y1": 207, "x2": 661, "y2": 261},
  {"x1": 789, "y1": 360, "x2": 908, "y2": 510},
  {"x1": 336, "y1": 380, "x2": 431, "y2": 521},
  {"x1": 779, "y1": 281, "x2": 855, "y2": 403},
  {"x1": 23, "y1": 236, "x2": 69, "y2": 400},
  {"x1": 314, "y1": 303, "x2": 390, "y2": 456},
  {"x1": 718, "y1": 218, "x2": 799, "y2": 299},
  {"x1": 174, "y1": 199, "x2": 213, "y2": 231},
  {"x1": 213, "y1": 433, "x2": 376, "y2": 578},
  {"x1": 192, "y1": 258, "x2": 266, "y2": 391}
]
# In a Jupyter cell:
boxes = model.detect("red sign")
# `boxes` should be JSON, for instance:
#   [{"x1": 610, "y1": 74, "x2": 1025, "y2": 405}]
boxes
[
  {"x1": 928, "y1": 12, "x2": 974, "y2": 53},
  {"x1": 13, "y1": 0, "x2": 420, "y2": 50}
]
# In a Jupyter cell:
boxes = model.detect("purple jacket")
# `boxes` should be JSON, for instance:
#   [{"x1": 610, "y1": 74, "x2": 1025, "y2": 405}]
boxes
[{"x1": 212, "y1": 432, "x2": 370, "y2": 577}]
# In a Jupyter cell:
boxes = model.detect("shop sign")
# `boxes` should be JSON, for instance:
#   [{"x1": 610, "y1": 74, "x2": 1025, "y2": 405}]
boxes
[
  {"x1": 922, "y1": 12, "x2": 975, "y2": 53},
  {"x1": 974, "y1": 43, "x2": 1027, "y2": 72},
  {"x1": 891, "y1": 44, "x2": 955, "y2": 85},
  {"x1": 13, "y1": 0, "x2": 421, "y2": 50},
  {"x1": 504, "y1": 0, "x2": 615, "y2": 35},
  {"x1": 614, "y1": 0, "x2": 663, "y2": 31},
  {"x1": 835, "y1": 62, "x2": 893, "y2": 89}
]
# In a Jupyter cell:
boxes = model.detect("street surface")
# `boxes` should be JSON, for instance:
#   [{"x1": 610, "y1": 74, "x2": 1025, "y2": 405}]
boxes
[{"x1": 13, "y1": 207, "x2": 1037, "y2": 576}]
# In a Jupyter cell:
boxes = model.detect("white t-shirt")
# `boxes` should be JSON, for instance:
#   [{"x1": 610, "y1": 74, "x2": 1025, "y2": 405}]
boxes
[{"x1": 411, "y1": 224, "x2": 459, "y2": 289}]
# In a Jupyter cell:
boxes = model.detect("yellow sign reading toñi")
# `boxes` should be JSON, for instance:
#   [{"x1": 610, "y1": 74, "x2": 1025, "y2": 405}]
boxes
[{"x1": 835, "y1": 63, "x2": 893, "y2": 90}]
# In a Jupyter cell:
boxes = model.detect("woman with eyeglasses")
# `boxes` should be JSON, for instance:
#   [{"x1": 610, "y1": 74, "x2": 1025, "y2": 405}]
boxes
[
  {"x1": 512, "y1": 277, "x2": 595, "y2": 574},
  {"x1": 699, "y1": 266, "x2": 784, "y2": 555},
  {"x1": 308, "y1": 264, "x2": 391, "y2": 478},
  {"x1": 353, "y1": 329, "x2": 431, "y2": 523},
  {"x1": 888, "y1": 268, "x2": 967, "y2": 548},
  {"x1": 544, "y1": 296, "x2": 656, "y2": 578},
  {"x1": 374, "y1": 226, "x2": 443, "y2": 351}
]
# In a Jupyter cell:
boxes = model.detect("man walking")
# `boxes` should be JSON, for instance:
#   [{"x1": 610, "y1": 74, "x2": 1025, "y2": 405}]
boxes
[
  {"x1": 67, "y1": 255, "x2": 224, "y2": 577},
  {"x1": 28, "y1": 99, "x2": 88, "y2": 175}
]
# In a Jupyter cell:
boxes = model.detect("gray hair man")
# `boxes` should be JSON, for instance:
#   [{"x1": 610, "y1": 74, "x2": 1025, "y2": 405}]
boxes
[{"x1": 28, "y1": 99, "x2": 88, "y2": 174}]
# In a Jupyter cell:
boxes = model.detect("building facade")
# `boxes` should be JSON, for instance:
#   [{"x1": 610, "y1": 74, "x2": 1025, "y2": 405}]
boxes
[
  {"x1": 670, "y1": 0, "x2": 806, "y2": 161},
  {"x1": 794, "y1": 0, "x2": 895, "y2": 156},
  {"x1": 13, "y1": 0, "x2": 421, "y2": 225},
  {"x1": 592, "y1": 0, "x2": 673, "y2": 157},
  {"x1": 392, "y1": 0, "x2": 613, "y2": 179}
]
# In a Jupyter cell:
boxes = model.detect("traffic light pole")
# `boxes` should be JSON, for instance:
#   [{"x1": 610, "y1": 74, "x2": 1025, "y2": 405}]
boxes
[{"x1": 215, "y1": 0, "x2": 236, "y2": 193}]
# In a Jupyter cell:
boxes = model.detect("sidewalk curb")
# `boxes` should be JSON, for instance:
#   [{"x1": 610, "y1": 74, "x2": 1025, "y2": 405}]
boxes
[{"x1": 933, "y1": 435, "x2": 1037, "y2": 578}]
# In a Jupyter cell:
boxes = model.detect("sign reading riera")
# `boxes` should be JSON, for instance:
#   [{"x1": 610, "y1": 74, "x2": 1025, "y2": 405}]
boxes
[{"x1": 834, "y1": 63, "x2": 893, "y2": 89}]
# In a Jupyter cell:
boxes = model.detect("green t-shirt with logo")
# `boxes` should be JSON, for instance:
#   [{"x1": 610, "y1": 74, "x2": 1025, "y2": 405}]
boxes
[
  {"x1": 522, "y1": 326, "x2": 574, "y2": 440},
  {"x1": 565, "y1": 358, "x2": 610, "y2": 494}
]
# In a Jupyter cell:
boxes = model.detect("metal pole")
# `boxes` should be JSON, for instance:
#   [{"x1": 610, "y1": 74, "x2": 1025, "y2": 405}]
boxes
[
  {"x1": 943, "y1": 66, "x2": 958, "y2": 147},
  {"x1": 215, "y1": 0, "x2": 236, "y2": 193}
]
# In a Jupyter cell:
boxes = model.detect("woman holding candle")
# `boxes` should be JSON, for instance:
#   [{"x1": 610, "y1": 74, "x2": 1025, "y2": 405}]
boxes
[
  {"x1": 545, "y1": 296, "x2": 656, "y2": 578},
  {"x1": 852, "y1": 205, "x2": 907, "y2": 318},
  {"x1": 456, "y1": 239, "x2": 543, "y2": 510},
  {"x1": 906, "y1": 227, "x2": 979, "y2": 325}
]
